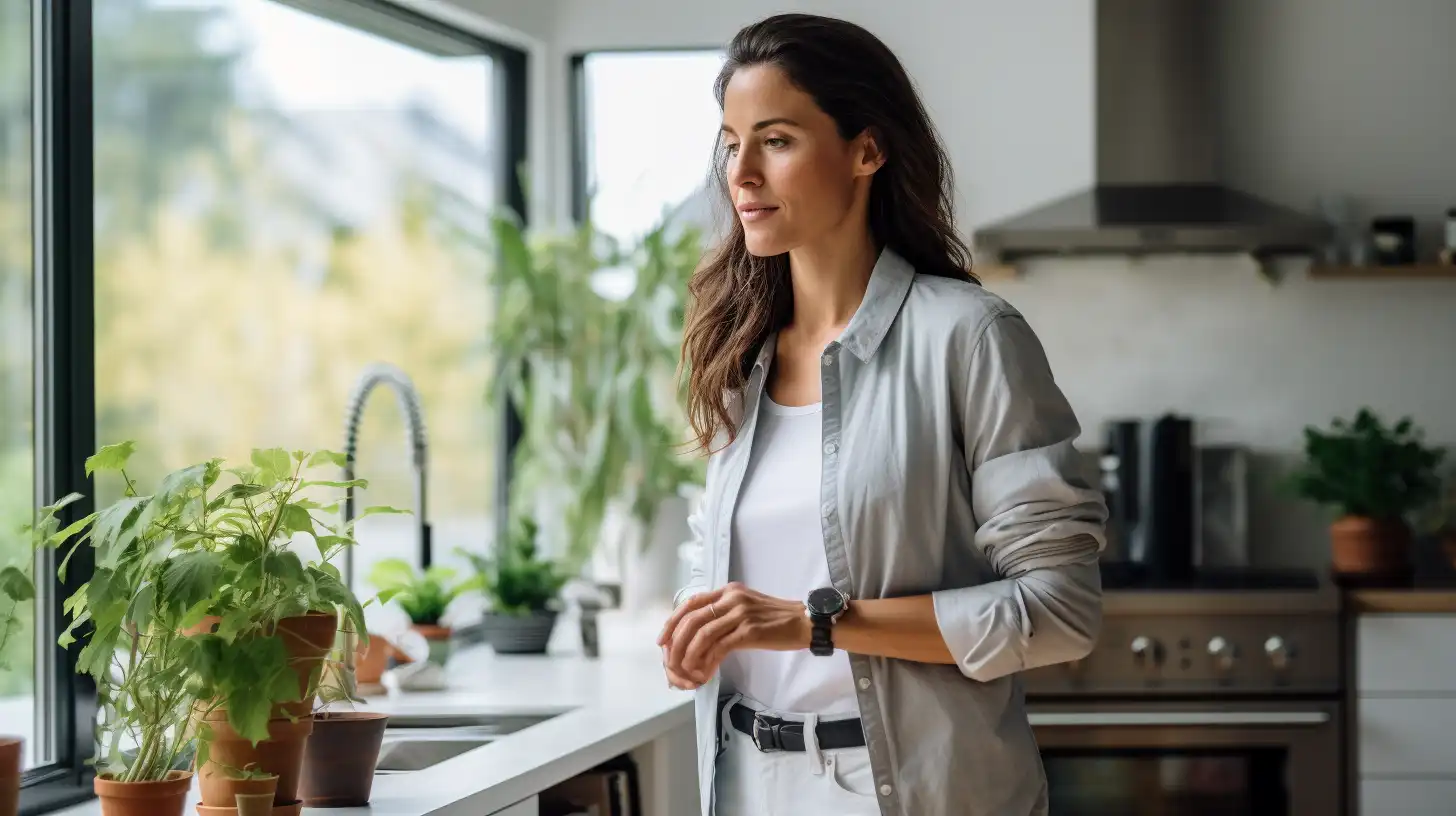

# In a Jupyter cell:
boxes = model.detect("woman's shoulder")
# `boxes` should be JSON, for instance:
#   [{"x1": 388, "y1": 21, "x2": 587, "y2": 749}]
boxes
[{"x1": 901, "y1": 269, "x2": 1024, "y2": 343}]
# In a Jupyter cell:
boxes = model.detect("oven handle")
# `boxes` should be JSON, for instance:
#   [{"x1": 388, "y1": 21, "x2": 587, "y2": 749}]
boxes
[{"x1": 1028, "y1": 711, "x2": 1331, "y2": 727}]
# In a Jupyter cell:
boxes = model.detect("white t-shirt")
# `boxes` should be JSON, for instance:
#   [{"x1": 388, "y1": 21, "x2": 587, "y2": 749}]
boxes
[{"x1": 717, "y1": 393, "x2": 860, "y2": 717}]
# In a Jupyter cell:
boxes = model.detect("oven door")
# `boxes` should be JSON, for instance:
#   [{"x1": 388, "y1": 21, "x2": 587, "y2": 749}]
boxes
[{"x1": 1028, "y1": 700, "x2": 1342, "y2": 816}]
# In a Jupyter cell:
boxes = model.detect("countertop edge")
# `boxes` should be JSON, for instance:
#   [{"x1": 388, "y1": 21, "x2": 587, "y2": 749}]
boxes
[{"x1": 1346, "y1": 589, "x2": 1456, "y2": 614}]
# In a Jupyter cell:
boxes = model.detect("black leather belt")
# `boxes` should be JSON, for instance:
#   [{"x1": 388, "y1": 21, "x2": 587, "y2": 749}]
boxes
[{"x1": 728, "y1": 702, "x2": 866, "y2": 752}]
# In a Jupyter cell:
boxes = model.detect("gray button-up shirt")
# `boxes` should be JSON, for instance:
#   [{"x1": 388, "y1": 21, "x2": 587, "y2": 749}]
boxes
[{"x1": 674, "y1": 248, "x2": 1108, "y2": 816}]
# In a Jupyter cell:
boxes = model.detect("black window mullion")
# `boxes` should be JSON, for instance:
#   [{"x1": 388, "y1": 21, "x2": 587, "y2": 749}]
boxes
[{"x1": 20, "y1": 0, "x2": 97, "y2": 812}]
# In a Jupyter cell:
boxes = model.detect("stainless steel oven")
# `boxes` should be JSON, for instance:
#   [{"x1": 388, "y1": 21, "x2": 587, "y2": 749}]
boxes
[{"x1": 1021, "y1": 572, "x2": 1345, "y2": 816}]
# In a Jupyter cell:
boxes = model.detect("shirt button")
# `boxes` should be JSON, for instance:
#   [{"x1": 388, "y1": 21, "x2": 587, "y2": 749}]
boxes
[
  {"x1": 858, "y1": 677, "x2": 871, "y2": 690},
  {"x1": 823, "y1": 441, "x2": 838, "y2": 455},
  {"x1": 880, "y1": 784, "x2": 893, "y2": 796},
  {"x1": 822, "y1": 353, "x2": 834, "y2": 366}
]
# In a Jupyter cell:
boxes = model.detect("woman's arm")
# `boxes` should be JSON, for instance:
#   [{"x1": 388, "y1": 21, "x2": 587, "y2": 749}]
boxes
[{"x1": 930, "y1": 311, "x2": 1106, "y2": 681}]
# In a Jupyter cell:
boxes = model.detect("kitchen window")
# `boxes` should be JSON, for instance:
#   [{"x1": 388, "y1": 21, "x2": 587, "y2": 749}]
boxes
[{"x1": 571, "y1": 49, "x2": 725, "y2": 247}]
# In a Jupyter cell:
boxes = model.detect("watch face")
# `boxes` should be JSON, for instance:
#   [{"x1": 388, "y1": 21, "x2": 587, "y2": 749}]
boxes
[{"x1": 806, "y1": 587, "x2": 846, "y2": 617}]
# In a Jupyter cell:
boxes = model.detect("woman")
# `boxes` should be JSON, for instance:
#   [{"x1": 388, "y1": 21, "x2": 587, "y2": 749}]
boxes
[{"x1": 657, "y1": 12, "x2": 1107, "y2": 816}]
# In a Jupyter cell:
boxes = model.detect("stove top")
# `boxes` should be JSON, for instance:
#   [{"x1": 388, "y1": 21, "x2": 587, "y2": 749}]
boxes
[{"x1": 1099, "y1": 561, "x2": 1321, "y2": 592}]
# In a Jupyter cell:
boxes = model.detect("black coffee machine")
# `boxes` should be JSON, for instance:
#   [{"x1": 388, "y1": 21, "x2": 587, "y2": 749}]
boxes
[{"x1": 1099, "y1": 414, "x2": 1196, "y2": 584}]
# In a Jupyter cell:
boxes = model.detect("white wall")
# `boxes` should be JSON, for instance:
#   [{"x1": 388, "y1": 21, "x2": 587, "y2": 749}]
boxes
[{"x1": 443, "y1": 0, "x2": 1456, "y2": 568}]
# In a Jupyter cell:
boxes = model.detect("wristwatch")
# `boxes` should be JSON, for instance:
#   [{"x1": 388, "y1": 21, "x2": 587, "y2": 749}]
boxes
[{"x1": 804, "y1": 587, "x2": 850, "y2": 656}]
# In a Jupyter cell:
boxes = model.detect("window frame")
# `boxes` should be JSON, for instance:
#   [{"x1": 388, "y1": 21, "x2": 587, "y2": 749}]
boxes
[{"x1": 19, "y1": 2, "x2": 528, "y2": 812}]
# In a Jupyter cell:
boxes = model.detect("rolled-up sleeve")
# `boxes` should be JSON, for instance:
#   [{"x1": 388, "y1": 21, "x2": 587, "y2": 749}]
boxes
[{"x1": 931, "y1": 310, "x2": 1108, "y2": 682}]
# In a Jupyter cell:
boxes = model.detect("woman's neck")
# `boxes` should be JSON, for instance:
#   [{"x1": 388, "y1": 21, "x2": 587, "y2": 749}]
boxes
[{"x1": 784, "y1": 227, "x2": 879, "y2": 337}]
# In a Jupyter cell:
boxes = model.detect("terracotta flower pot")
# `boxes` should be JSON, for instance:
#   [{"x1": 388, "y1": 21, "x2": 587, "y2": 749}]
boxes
[
  {"x1": 94, "y1": 770, "x2": 193, "y2": 816},
  {"x1": 1330, "y1": 515, "x2": 1412, "y2": 576},
  {"x1": 353, "y1": 634, "x2": 390, "y2": 685},
  {"x1": 199, "y1": 716, "x2": 313, "y2": 808},
  {"x1": 0, "y1": 737, "x2": 20, "y2": 816},
  {"x1": 298, "y1": 712, "x2": 389, "y2": 807}
]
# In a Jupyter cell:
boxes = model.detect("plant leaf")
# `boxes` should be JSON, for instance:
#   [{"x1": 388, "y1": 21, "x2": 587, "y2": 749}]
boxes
[
  {"x1": 0, "y1": 567, "x2": 34, "y2": 602},
  {"x1": 279, "y1": 504, "x2": 315, "y2": 537},
  {"x1": 86, "y1": 441, "x2": 136, "y2": 476},
  {"x1": 251, "y1": 448, "x2": 293, "y2": 485},
  {"x1": 307, "y1": 450, "x2": 348, "y2": 469},
  {"x1": 161, "y1": 550, "x2": 225, "y2": 616}
]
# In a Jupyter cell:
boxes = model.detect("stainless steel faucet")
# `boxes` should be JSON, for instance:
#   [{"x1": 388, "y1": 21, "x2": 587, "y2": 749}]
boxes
[{"x1": 340, "y1": 362, "x2": 430, "y2": 589}]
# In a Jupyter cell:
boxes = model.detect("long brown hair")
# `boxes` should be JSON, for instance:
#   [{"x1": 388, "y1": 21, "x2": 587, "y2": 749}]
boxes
[{"x1": 680, "y1": 13, "x2": 977, "y2": 453}]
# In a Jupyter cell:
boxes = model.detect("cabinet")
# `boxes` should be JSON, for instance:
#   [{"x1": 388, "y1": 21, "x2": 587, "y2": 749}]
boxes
[{"x1": 1356, "y1": 613, "x2": 1456, "y2": 815}]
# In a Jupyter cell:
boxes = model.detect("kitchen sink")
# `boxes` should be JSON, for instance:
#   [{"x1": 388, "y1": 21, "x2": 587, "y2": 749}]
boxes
[
  {"x1": 374, "y1": 711, "x2": 567, "y2": 772},
  {"x1": 375, "y1": 737, "x2": 493, "y2": 772}
]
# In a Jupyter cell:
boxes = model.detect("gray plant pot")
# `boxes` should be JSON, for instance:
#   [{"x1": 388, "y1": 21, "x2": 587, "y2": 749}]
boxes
[{"x1": 486, "y1": 610, "x2": 558, "y2": 655}]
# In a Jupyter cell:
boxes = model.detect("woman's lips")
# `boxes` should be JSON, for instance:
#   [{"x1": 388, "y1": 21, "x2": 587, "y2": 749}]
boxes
[{"x1": 738, "y1": 206, "x2": 779, "y2": 222}]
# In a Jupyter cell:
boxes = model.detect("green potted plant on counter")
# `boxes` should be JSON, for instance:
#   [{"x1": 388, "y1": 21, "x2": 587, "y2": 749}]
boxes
[
  {"x1": 1288, "y1": 408, "x2": 1446, "y2": 579},
  {"x1": 23, "y1": 446, "x2": 206, "y2": 816},
  {"x1": 366, "y1": 558, "x2": 477, "y2": 665},
  {"x1": 465, "y1": 516, "x2": 570, "y2": 655},
  {"x1": 177, "y1": 446, "x2": 403, "y2": 813}
]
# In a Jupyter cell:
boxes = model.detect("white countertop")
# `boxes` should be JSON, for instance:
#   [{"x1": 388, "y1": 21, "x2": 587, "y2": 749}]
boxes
[{"x1": 55, "y1": 609, "x2": 695, "y2": 816}]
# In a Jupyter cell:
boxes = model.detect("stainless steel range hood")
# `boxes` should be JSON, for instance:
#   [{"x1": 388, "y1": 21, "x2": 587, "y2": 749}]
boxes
[{"x1": 972, "y1": 0, "x2": 1332, "y2": 268}]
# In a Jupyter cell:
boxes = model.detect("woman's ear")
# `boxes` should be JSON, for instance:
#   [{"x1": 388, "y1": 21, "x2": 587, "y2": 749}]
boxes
[{"x1": 853, "y1": 127, "x2": 887, "y2": 177}]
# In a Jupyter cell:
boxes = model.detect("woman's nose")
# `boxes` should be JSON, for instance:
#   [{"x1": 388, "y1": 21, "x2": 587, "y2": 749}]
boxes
[{"x1": 727, "y1": 151, "x2": 762, "y2": 190}]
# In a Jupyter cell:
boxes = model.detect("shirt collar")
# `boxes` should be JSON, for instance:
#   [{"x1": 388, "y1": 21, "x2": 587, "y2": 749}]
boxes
[{"x1": 751, "y1": 247, "x2": 916, "y2": 373}]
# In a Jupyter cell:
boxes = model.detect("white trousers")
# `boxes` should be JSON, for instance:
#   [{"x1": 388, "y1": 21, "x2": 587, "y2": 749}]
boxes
[{"x1": 713, "y1": 694, "x2": 882, "y2": 816}]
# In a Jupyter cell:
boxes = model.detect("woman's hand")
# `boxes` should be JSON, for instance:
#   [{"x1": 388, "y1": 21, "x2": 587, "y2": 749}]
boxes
[{"x1": 657, "y1": 583, "x2": 810, "y2": 687}]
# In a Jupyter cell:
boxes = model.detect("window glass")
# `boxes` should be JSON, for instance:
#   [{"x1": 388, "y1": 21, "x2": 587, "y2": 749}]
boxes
[
  {"x1": 93, "y1": 0, "x2": 500, "y2": 600},
  {"x1": 0, "y1": 0, "x2": 38, "y2": 771},
  {"x1": 581, "y1": 51, "x2": 725, "y2": 247}
]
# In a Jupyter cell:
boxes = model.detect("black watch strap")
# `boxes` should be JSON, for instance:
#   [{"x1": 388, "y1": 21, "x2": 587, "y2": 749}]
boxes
[{"x1": 810, "y1": 618, "x2": 835, "y2": 656}]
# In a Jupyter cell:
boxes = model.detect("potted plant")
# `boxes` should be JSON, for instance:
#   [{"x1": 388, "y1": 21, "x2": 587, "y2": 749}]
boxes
[
  {"x1": 464, "y1": 516, "x2": 569, "y2": 655},
  {"x1": 297, "y1": 614, "x2": 388, "y2": 808},
  {"x1": 1288, "y1": 408, "x2": 1446, "y2": 578},
  {"x1": 169, "y1": 445, "x2": 402, "y2": 812},
  {"x1": 366, "y1": 559, "x2": 476, "y2": 665},
  {"x1": 23, "y1": 450, "x2": 210, "y2": 815}
]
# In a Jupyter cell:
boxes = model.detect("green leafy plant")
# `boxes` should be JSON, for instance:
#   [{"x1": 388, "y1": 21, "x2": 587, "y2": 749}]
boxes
[
  {"x1": 1287, "y1": 408, "x2": 1446, "y2": 520},
  {"x1": 20, "y1": 441, "x2": 403, "y2": 781},
  {"x1": 366, "y1": 558, "x2": 477, "y2": 626},
  {"x1": 488, "y1": 208, "x2": 706, "y2": 574},
  {"x1": 464, "y1": 517, "x2": 569, "y2": 617}
]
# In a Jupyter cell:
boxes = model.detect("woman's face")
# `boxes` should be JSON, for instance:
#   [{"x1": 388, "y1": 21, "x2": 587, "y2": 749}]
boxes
[{"x1": 719, "y1": 64, "x2": 881, "y2": 257}]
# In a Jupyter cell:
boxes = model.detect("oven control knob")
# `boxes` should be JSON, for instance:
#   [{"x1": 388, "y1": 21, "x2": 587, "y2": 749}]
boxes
[
  {"x1": 1207, "y1": 636, "x2": 1239, "y2": 673},
  {"x1": 1264, "y1": 636, "x2": 1292, "y2": 671},
  {"x1": 1130, "y1": 636, "x2": 1164, "y2": 668}
]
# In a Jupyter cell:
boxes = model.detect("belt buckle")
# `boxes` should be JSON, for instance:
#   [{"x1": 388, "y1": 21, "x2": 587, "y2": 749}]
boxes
[{"x1": 750, "y1": 713, "x2": 781, "y2": 752}]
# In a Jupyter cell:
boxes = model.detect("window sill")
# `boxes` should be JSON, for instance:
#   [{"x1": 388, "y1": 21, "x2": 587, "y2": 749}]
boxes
[{"x1": 20, "y1": 774, "x2": 95, "y2": 816}]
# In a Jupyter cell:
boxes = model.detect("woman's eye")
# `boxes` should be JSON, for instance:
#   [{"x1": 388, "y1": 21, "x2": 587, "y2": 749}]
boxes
[
  {"x1": 724, "y1": 142, "x2": 740, "y2": 156},
  {"x1": 765, "y1": 137, "x2": 788, "y2": 148}
]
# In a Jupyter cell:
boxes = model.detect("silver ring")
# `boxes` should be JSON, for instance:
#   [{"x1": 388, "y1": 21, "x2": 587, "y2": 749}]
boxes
[{"x1": 709, "y1": 602, "x2": 720, "y2": 619}]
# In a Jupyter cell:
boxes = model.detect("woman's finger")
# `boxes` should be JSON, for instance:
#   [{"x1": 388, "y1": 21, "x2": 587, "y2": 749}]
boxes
[
  {"x1": 657, "y1": 588, "x2": 722, "y2": 646},
  {"x1": 667, "y1": 602, "x2": 718, "y2": 674},
  {"x1": 681, "y1": 609, "x2": 741, "y2": 677}
]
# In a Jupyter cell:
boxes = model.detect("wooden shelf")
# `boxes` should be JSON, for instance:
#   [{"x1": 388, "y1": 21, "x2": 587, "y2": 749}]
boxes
[{"x1": 1309, "y1": 263, "x2": 1456, "y2": 280}]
